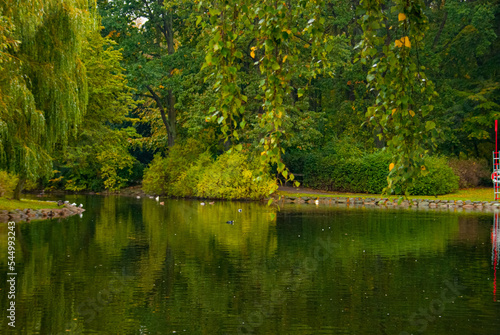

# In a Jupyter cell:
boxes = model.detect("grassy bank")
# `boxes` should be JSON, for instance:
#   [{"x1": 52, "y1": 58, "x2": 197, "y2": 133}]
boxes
[
  {"x1": 0, "y1": 198, "x2": 59, "y2": 211},
  {"x1": 277, "y1": 187, "x2": 494, "y2": 202}
]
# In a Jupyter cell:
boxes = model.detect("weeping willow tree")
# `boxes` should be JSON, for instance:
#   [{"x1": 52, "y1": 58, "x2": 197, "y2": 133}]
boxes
[{"x1": 0, "y1": 0, "x2": 92, "y2": 199}]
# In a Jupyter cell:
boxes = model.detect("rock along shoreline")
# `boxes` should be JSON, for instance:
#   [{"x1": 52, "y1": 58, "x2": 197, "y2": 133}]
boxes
[
  {"x1": 275, "y1": 195, "x2": 500, "y2": 212},
  {"x1": 0, "y1": 203, "x2": 85, "y2": 223}
]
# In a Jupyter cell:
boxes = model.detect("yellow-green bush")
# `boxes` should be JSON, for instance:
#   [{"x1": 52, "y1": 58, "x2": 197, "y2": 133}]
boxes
[
  {"x1": 196, "y1": 151, "x2": 275, "y2": 200},
  {"x1": 171, "y1": 151, "x2": 213, "y2": 197},
  {"x1": 142, "y1": 138, "x2": 208, "y2": 196},
  {"x1": 0, "y1": 171, "x2": 19, "y2": 198},
  {"x1": 143, "y1": 144, "x2": 275, "y2": 200}
]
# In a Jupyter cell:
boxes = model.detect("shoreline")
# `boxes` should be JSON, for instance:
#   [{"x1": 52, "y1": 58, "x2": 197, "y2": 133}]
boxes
[
  {"x1": 274, "y1": 194, "x2": 500, "y2": 211},
  {"x1": 0, "y1": 203, "x2": 85, "y2": 223}
]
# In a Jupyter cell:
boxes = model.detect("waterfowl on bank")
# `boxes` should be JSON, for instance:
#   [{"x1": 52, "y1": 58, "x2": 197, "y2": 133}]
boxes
[
  {"x1": 209, "y1": 201, "x2": 215, "y2": 205},
  {"x1": 156, "y1": 196, "x2": 159, "y2": 201},
  {"x1": 57, "y1": 200, "x2": 64, "y2": 206},
  {"x1": 160, "y1": 202, "x2": 164, "y2": 205},
  {"x1": 238, "y1": 209, "x2": 242, "y2": 212},
  {"x1": 226, "y1": 220, "x2": 234, "y2": 224},
  {"x1": 200, "y1": 202, "x2": 206, "y2": 206}
]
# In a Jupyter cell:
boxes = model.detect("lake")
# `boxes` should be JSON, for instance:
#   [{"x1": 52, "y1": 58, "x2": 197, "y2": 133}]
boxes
[{"x1": 1, "y1": 195, "x2": 499, "y2": 334}]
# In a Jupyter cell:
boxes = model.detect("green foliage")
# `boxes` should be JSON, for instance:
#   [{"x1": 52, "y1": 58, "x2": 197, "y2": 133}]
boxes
[
  {"x1": 0, "y1": 0, "x2": 91, "y2": 186},
  {"x1": 360, "y1": 0, "x2": 438, "y2": 196},
  {"x1": 197, "y1": 151, "x2": 275, "y2": 200},
  {"x1": 409, "y1": 157, "x2": 459, "y2": 196},
  {"x1": 0, "y1": 171, "x2": 18, "y2": 198},
  {"x1": 143, "y1": 141, "x2": 275, "y2": 199},
  {"x1": 301, "y1": 150, "x2": 391, "y2": 194},
  {"x1": 142, "y1": 138, "x2": 207, "y2": 195},
  {"x1": 54, "y1": 29, "x2": 139, "y2": 192},
  {"x1": 142, "y1": 154, "x2": 169, "y2": 195},
  {"x1": 97, "y1": 149, "x2": 136, "y2": 191},
  {"x1": 200, "y1": 0, "x2": 333, "y2": 188},
  {"x1": 288, "y1": 146, "x2": 459, "y2": 195},
  {"x1": 171, "y1": 151, "x2": 213, "y2": 198}
]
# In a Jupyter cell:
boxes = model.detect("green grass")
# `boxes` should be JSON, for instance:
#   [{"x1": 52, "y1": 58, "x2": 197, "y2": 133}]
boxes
[
  {"x1": 0, "y1": 198, "x2": 59, "y2": 211},
  {"x1": 277, "y1": 187, "x2": 495, "y2": 202}
]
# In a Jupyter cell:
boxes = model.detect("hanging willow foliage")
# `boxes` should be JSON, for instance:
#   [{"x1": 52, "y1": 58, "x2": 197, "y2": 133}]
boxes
[
  {"x1": 198, "y1": 0, "x2": 331, "y2": 197},
  {"x1": 0, "y1": 0, "x2": 92, "y2": 185},
  {"x1": 359, "y1": 0, "x2": 438, "y2": 197}
]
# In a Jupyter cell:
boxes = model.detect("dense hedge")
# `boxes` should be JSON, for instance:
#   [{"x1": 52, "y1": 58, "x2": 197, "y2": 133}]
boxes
[
  {"x1": 409, "y1": 157, "x2": 460, "y2": 195},
  {"x1": 301, "y1": 151, "x2": 391, "y2": 194},
  {"x1": 285, "y1": 150, "x2": 459, "y2": 196}
]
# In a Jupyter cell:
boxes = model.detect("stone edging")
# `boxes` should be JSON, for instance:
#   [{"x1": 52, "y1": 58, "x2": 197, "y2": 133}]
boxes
[
  {"x1": 276, "y1": 196, "x2": 500, "y2": 211},
  {"x1": 0, "y1": 203, "x2": 85, "y2": 223}
]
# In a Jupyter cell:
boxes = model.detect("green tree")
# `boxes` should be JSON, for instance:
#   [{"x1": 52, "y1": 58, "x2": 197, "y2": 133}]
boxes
[
  {"x1": 0, "y1": 0, "x2": 91, "y2": 199},
  {"x1": 200, "y1": 0, "x2": 333, "y2": 191},
  {"x1": 423, "y1": 0, "x2": 499, "y2": 158},
  {"x1": 55, "y1": 30, "x2": 139, "y2": 192},
  {"x1": 360, "y1": 0, "x2": 438, "y2": 196},
  {"x1": 98, "y1": 0, "x2": 200, "y2": 149}
]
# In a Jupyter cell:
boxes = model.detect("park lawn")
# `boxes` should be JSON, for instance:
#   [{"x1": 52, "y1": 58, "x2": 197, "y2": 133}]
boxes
[
  {"x1": 0, "y1": 198, "x2": 59, "y2": 211},
  {"x1": 277, "y1": 187, "x2": 495, "y2": 202}
]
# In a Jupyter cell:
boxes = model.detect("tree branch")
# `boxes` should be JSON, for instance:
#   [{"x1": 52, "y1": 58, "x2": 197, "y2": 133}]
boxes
[{"x1": 145, "y1": 85, "x2": 172, "y2": 136}]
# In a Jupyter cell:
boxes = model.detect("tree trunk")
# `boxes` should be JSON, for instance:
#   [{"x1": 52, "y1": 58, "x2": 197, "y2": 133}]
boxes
[
  {"x1": 432, "y1": 11, "x2": 448, "y2": 50},
  {"x1": 374, "y1": 128, "x2": 385, "y2": 149},
  {"x1": 167, "y1": 89, "x2": 176, "y2": 147},
  {"x1": 13, "y1": 177, "x2": 26, "y2": 200}
]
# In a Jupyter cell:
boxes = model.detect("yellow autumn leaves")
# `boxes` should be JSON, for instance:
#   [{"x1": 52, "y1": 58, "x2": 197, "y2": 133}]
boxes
[
  {"x1": 250, "y1": 46, "x2": 257, "y2": 58},
  {"x1": 391, "y1": 108, "x2": 415, "y2": 117},
  {"x1": 395, "y1": 13, "x2": 411, "y2": 48},
  {"x1": 395, "y1": 36, "x2": 411, "y2": 48}
]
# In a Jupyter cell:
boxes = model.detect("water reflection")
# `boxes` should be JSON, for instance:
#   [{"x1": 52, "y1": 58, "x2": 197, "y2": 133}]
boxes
[
  {"x1": 493, "y1": 213, "x2": 499, "y2": 302},
  {"x1": 0, "y1": 197, "x2": 499, "y2": 334}
]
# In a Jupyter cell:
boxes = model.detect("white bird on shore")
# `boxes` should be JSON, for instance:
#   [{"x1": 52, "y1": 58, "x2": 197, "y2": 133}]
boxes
[
  {"x1": 136, "y1": 196, "x2": 141, "y2": 199},
  {"x1": 156, "y1": 196, "x2": 159, "y2": 201},
  {"x1": 79, "y1": 204, "x2": 83, "y2": 208},
  {"x1": 200, "y1": 202, "x2": 205, "y2": 206},
  {"x1": 71, "y1": 203, "x2": 77, "y2": 206}
]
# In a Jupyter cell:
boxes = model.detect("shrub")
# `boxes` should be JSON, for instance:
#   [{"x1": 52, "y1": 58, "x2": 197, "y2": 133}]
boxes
[
  {"x1": 448, "y1": 158, "x2": 490, "y2": 188},
  {"x1": 142, "y1": 154, "x2": 170, "y2": 195},
  {"x1": 0, "y1": 171, "x2": 19, "y2": 198},
  {"x1": 142, "y1": 138, "x2": 208, "y2": 196},
  {"x1": 302, "y1": 150, "x2": 391, "y2": 193},
  {"x1": 409, "y1": 156, "x2": 459, "y2": 195},
  {"x1": 171, "y1": 151, "x2": 213, "y2": 197},
  {"x1": 196, "y1": 151, "x2": 275, "y2": 200},
  {"x1": 295, "y1": 148, "x2": 458, "y2": 196}
]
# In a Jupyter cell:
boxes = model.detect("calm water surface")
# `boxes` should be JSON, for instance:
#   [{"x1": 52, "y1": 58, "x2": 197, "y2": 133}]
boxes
[{"x1": 1, "y1": 195, "x2": 499, "y2": 334}]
